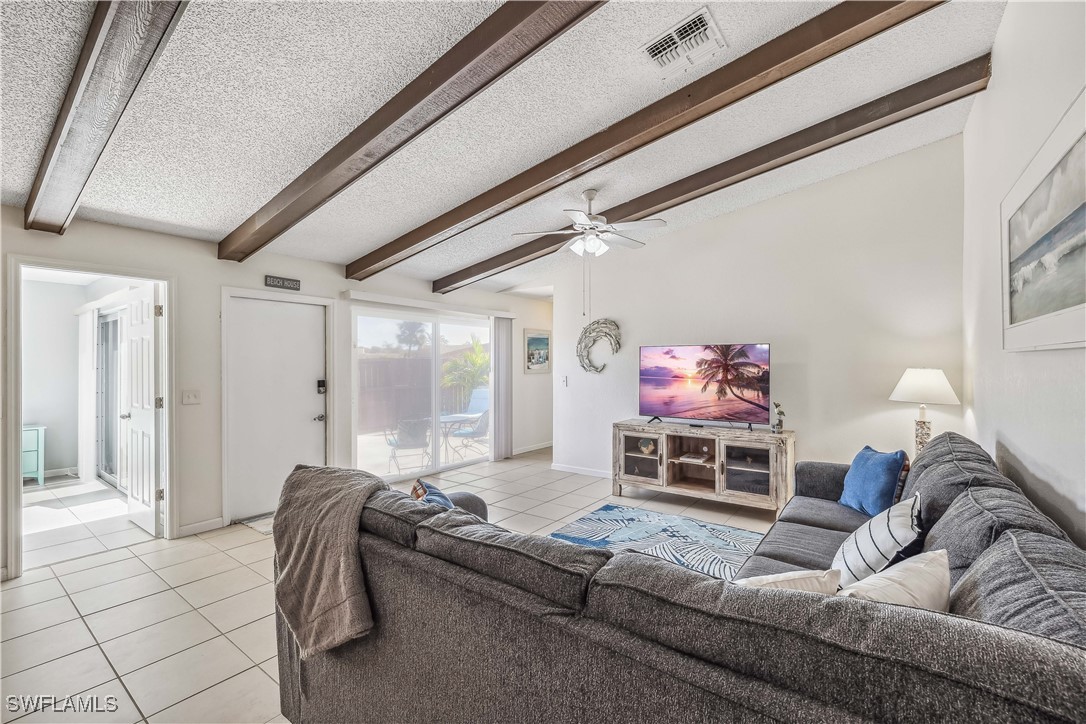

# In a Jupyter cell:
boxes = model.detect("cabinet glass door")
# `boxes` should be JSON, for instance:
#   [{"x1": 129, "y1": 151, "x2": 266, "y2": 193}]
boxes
[
  {"x1": 620, "y1": 433, "x2": 663, "y2": 484},
  {"x1": 721, "y1": 443, "x2": 773, "y2": 499}
]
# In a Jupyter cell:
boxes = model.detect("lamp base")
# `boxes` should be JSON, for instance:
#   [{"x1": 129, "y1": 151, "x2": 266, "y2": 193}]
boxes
[{"x1": 914, "y1": 419, "x2": 933, "y2": 456}]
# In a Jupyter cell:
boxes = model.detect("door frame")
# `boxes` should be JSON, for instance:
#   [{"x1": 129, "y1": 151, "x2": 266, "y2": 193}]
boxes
[
  {"x1": 3, "y1": 255, "x2": 177, "y2": 580},
  {"x1": 220, "y1": 287, "x2": 336, "y2": 525}
]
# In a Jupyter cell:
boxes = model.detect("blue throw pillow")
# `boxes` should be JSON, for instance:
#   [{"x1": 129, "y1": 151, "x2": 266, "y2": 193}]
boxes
[
  {"x1": 839, "y1": 446, "x2": 908, "y2": 516},
  {"x1": 410, "y1": 479, "x2": 454, "y2": 510}
]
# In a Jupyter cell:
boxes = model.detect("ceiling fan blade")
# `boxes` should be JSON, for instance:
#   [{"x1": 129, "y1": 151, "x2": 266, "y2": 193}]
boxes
[
  {"x1": 602, "y1": 232, "x2": 645, "y2": 249},
  {"x1": 609, "y1": 218, "x2": 667, "y2": 231},
  {"x1": 512, "y1": 229, "x2": 581, "y2": 237},
  {"x1": 564, "y1": 209, "x2": 593, "y2": 225}
]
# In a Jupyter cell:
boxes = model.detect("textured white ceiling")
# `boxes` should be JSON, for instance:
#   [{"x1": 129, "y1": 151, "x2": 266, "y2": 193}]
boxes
[
  {"x1": 476, "y1": 97, "x2": 975, "y2": 293},
  {"x1": 69, "y1": 0, "x2": 503, "y2": 239},
  {"x1": 0, "y1": 1, "x2": 95, "y2": 207},
  {"x1": 266, "y1": 1, "x2": 835, "y2": 261},
  {"x1": 389, "y1": 0, "x2": 1005, "y2": 288}
]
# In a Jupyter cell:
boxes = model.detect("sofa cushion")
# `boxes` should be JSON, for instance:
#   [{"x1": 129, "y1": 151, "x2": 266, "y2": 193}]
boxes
[
  {"x1": 832, "y1": 494, "x2": 923, "y2": 587},
  {"x1": 584, "y1": 551, "x2": 1086, "y2": 722},
  {"x1": 749, "y1": 522, "x2": 849, "y2": 570},
  {"x1": 925, "y1": 487, "x2": 1070, "y2": 585},
  {"x1": 415, "y1": 508, "x2": 611, "y2": 610},
  {"x1": 777, "y1": 496, "x2": 871, "y2": 533},
  {"x1": 839, "y1": 446, "x2": 907, "y2": 516},
  {"x1": 733, "y1": 554, "x2": 806, "y2": 580},
  {"x1": 951, "y1": 530, "x2": 1086, "y2": 649},
  {"x1": 902, "y1": 431, "x2": 997, "y2": 497},
  {"x1": 361, "y1": 490, "x2": 450, "y2": 548}
]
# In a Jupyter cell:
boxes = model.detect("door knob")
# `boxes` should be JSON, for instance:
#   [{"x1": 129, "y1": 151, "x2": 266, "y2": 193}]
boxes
[
  {"x1": 313, "y1": 414, "x2": 326, "y2": 422},
  {"x1": 119, "y1": 413, "x2": 131, "y2": 420}
]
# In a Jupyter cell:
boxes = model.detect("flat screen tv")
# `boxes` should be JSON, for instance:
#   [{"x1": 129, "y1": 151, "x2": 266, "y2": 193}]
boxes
[{"x1": 639, "y1": 344, "x2": 770, "y2": 425}]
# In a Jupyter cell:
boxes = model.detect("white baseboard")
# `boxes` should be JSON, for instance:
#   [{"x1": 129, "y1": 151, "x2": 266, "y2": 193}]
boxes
[
  {"x1": 1, "y1": 567, "x2": 7, "y2": 582},
  {"x1": 178, "y1": 517, "x2": 225, "y2": 538},
  {"x1": 44, "y1": 467, "x2": 77, "y2": 478},
  {"x1": 513, "y1": 441, "x2": 553, "y2": 455},
  {"x1": 551, "y1": 462, "x2": 610, "y2": 478}
]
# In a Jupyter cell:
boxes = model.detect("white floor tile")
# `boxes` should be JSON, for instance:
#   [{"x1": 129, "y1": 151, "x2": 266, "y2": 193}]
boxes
[
  {"x1": 127, "y1": 535, "x2": 201, "y2": 557},
  {"x1": 121, "y1": 636, "x2": 252, "y2": 716},
  {"x1": 23, "y1": 537, "x2": 107, "y2": 569},
  {"x1": 1, "y1": 578, "x2": 67, "y2": 613},
  {"x1": 196, "y1": 524, "x2": 248, "y2": 540},
  {"x1": 486, "y1": 506, "x2": 518, "y2": 523},
  {"x1": 205, "y1": 528, "x2": 266, "y2": 551},
  {"x1": 1, "y1": 567, "x2": 55, "y2": 591},
  {"x1": 23, "y1": 523, "x2": 95, "y2": 552},
  {"x1": 552, "y1": 492, "x2": 606, "y2": 511},
  {"x1": 102, "y1": 610, "x2": 220, "y2": 675},
  {"x1": 70, "y1": 571, "x2": 170, "y2": 615},
  {"x1": 198, "y1": 584, "x2": 274, "y2": 633},
  {"x1": 532, "y1": 521, "x2": 568, "y2": 537},
  {"x1": 50, "y1": 548, "x2": 135, "y2": 577},
  {"x1": 147, "y1": 667, "x2": 280, "y2": 724},
  {"x1": 1, "y1": 597, "x2": 80, "y2": 641},
  {"x1": 15, "y1": 678, "x2": 142, "y2": 724},
  {"x1": 83, "y1": 590, "x2": 192, "y2": 642},
  {"x1": 68, "y1": 498, "x2": 130, "y2": 524},
  {"x1": 487, "y1": 494, "x2": 539, "y2": 513},
  {"x1": 0, "y1": 618, "x2": 96, "y2": 676},
  {"x1": 522, "y1": 501, "x2": 580, "y2": 521},
  {"x1": 97, "y1": 527, "x2": 156, "y2": 550},
  {"x1": 58, "y1": 557, "x2": 151, "y2": 594},
  {"x1": 138, "y1": 541, "x2": 218, "y2": 570},
  {"x1": 22, "y1": 505, "x2": 83, "y2": 535},
  {"x1": 155, "y1": 552, "x2": 242, "y2": 588},
  {"x1": 260, "y1": 657, "x2": 279, "y2": 684},
  {"x1": 247, "y1": 558, "x2": 275, "y2": 582},
  {"x1": 517, "y1": 487, "x2": 566, "y2": 502},
  {"x1": 0, "y1": 647, "x2": 114, "y2": 722},
  {"x1": 175, "y1": 567, "x2": 267, "y2": 609},
  {"x1": 224, "y1": 538, "x2": 274, "y2": 565},
  {"x1": 226, "y1": 614, "x2": 277, "y2": 664},
  {"x1": 85, "y1": 515, "x2": 142, "y2": 537},
  {"x1": 499, "y1": 513, "x2": 551, "y2": 534}
]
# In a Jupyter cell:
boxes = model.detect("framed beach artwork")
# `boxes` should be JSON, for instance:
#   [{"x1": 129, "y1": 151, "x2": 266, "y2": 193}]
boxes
[
  {"x1": 524, "y1": 329, "x2": 551, "y2": 374},
  {"x1": 1001, "y1": 89, "x2": 1086, "y2": 351}
]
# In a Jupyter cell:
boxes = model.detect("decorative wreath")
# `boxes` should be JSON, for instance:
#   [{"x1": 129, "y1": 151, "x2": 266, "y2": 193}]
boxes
[{"x1": 576, "y1": 319, "x2": 621, "y2": 374}]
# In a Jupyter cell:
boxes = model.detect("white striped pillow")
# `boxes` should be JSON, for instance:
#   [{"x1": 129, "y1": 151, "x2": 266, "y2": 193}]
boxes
[{"x1": 832, "y1": 493, "x2": 923, "y2": 588}]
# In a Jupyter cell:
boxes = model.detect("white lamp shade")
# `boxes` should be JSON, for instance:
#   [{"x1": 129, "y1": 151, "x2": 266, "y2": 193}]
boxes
[{"x1": 889, "y1": 368, "x2": 960, "y2": 405}]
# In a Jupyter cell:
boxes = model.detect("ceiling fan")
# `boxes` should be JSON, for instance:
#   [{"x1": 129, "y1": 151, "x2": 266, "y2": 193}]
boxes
[{"x1": 513, "y1": 189, "x2": 667, "y2": 257}]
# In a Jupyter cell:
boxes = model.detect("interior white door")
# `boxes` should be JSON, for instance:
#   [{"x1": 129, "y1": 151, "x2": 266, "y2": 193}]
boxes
[
  {"x1": 119, "y1": 285, "x2": 160, "y2": 536},
  {"x1": 226, "y1": 297, "x2": 326, "y2": 522}
]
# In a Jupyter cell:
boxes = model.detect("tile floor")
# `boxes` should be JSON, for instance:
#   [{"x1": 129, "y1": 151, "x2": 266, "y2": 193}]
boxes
[{"x1": 3, "y1": 448, "x2": 775, "y2": 723}]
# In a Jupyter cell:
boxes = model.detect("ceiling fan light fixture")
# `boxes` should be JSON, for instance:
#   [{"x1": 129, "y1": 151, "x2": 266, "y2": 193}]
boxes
[
  {"x1": 584, "y1": 234, "x2": 603, "y2": 255},
  {"x1": 570, "y1": 237, "x2": 586, "y2": 256}
]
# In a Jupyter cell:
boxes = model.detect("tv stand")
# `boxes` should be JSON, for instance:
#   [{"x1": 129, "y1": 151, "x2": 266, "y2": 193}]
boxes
[
  {"x1": 646, "y1": 416, "x2": 663, "y2": 424},
  {"x1": 613, "y1": 419, "x2": 795, "y2": 515}
]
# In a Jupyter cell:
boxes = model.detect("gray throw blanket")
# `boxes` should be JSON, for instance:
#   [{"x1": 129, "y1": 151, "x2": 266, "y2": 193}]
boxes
[{"x1": 273, "y1": 464, "x2": 388, "y2": 659}]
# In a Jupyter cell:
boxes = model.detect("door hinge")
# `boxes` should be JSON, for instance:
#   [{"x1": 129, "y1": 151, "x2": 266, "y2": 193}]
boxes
[
  {"x1": 155, "y1": 397, "x2": 164, "y2": 409},
  {"x1": 155, "y1": 489, "x2": 165, "y2": 501},
  {"x1": 154, "y1": 305, "x2": 164, "y2": 317}
]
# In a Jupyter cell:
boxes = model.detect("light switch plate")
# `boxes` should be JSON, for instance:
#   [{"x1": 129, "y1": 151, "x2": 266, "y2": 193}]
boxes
[{"x1": 181, "y1": 390, "x2": 201, "y2": 405}]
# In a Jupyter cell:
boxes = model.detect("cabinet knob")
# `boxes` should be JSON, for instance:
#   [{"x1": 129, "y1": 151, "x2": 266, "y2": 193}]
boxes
[{"x1": 119, "y1": 413, "x2": 131, "y2": 420}]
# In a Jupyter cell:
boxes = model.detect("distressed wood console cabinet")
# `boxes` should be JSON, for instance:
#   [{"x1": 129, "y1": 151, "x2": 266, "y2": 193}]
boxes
[{"x1": 612, "y1": 419, "x2": 795, "y2": 514}]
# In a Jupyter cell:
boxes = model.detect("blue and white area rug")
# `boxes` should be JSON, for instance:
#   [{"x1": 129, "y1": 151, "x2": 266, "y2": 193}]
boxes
[{"x1": 550, "y1": 504, "x2": 763, "y2": 580}]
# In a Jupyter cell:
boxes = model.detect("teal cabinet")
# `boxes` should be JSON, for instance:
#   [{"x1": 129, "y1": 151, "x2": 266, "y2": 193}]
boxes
[{"x1": 21, "y1": 425, "x2": 45, "y2": 486}]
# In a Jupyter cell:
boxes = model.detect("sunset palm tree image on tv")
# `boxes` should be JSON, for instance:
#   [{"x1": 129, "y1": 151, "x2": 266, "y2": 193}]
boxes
[{"x1": 639, "y1": 344, "x2": 770, "y2": 424}]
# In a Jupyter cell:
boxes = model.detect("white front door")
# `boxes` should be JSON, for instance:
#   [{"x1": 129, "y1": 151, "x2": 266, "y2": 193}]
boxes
[
  {"x1": 119, "y1": 285, "x2": 160, "y2": 536},
  {"x1": 225, "y1": 296, "x2": 327, "y2": 522}
]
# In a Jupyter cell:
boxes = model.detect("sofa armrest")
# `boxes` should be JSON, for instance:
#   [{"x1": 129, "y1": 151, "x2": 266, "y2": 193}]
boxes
[
  {"x1": 794, "y1": 461, "x2": 850, "y2": 501},
  {"x1": 448, "y1": 491, "x2": 488, "y2": 521}
]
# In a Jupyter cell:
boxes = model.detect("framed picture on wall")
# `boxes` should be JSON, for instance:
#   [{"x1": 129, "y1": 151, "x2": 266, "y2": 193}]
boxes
[
  {"x1": 524, "y1": 329, "x2": 551, "y2": 374},
  {"x1": 1001, "y1": 89, "x2": 1085, "y2": 351}
]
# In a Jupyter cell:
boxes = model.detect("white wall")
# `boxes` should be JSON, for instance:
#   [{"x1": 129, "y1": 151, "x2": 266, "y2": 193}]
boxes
[
  {"x1": 553, "y1": 137, "x2": 965, "y2": 477},
  {"x1": 2, "y1": 205, "x2": 552, "y2": 538},
  {"x1": 20, "y1": 280, "x2": 84, "y2": 472},
  {"x1": 962, "y1": 1, "x2": 1085, "y2": 544}
]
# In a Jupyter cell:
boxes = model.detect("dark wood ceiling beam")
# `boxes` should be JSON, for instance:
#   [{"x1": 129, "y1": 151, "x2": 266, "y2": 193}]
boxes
[
  {"x1": 431, "y1": 54, "x2": 992, "y2": 294},
  {"x1": 217, "y1": 1, "x2": 603, "y2": 262},
  {"x1": 24, "y1": 0, "x2": 185, "y2": 233},
  {"x1": 348, "y1": 0, "x2": 944, "y2": 281}
]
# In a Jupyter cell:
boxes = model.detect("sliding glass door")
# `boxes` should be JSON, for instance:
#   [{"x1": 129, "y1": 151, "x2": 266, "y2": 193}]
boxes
[{"x1": 353, "y1": 307, "x2": 491, "y2": 480}]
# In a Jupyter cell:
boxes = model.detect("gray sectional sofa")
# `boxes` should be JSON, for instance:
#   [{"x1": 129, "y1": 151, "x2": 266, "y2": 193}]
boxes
[{"x1": 276, "y1": 432, "x2": 1086, "y2": 723}]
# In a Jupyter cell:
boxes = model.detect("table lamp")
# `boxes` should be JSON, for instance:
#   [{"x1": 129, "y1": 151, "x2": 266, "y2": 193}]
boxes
[{"x1": 889, "y1": 368, "x2": 960, "y2": 455}]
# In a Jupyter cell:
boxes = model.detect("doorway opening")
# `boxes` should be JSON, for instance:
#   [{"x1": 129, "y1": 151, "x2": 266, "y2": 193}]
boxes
[{"x1": 14, "y1": 264, "x2": 171, "y2": 572}]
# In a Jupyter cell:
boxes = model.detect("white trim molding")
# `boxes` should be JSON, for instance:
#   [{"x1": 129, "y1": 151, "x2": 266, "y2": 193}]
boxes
[
  {"x1": 513, "y1": 441, "x2": 553, "y2": 456},
  {"x1": 551, "y1": 462, "x2": 610, "y2": 479},
  {"x1": 179, "y1": 517, "x2": 225, "y2": 538}
]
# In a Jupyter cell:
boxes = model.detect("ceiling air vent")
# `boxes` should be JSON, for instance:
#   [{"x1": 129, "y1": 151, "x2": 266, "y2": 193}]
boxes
[{"x1": 642, "y1": 8, "x2": 726, "y2": 80}]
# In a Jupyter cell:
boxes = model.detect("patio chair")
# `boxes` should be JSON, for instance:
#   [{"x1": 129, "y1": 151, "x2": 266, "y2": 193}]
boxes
[
  {"x1": 448, "y1": 409, "x2": 489, "y2": 461},
  {"x1": 384, "y1": 418, "x2": 431, "y2": 474}
]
